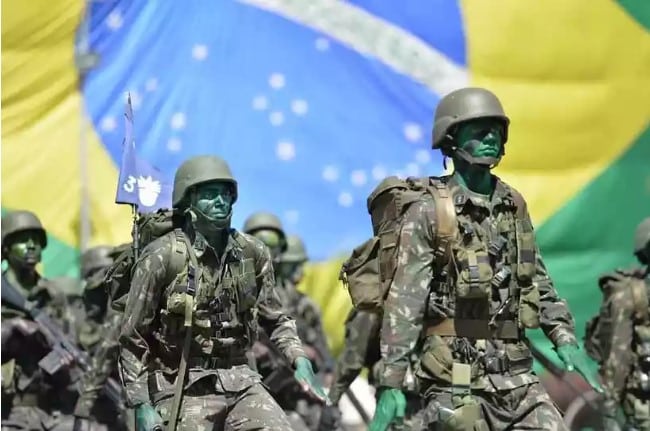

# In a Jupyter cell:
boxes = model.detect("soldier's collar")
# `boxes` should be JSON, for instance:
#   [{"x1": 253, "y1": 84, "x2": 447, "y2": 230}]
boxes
[{"x1": 447, "y1": 176, "x2": 490, "y2": 212}]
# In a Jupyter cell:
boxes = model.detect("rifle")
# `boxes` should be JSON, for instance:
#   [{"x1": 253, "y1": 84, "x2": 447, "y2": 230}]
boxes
[{"x1": 1, "y1": 274, "x2": 124, "y2": 410}]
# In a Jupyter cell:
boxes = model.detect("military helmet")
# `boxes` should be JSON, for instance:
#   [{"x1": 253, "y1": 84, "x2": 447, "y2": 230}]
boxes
[
  {"x1": 282, "y1": 235, "x2": 308, "y2": 263},
  {"x1": 243, "y1": 212, "x2": 284, "y2": 235},
  {"x1": 634, "y1": 217, "x2": 650, "y2": 254},
  {"x1": 432, "y1": 87, "x2": 510, "y2": 150},
  {"x1": 1, "y1": 210, "x2": 47, "y2": 248},
  {"x1": 81, "y1": 245, "x2": 114, "y2": 279},
  {"x1": 172, "y1": 155, "x2": 237, "y2": 208},
  {"x1": 243, "y1": 212, "x2": 287, "y2": 252}
]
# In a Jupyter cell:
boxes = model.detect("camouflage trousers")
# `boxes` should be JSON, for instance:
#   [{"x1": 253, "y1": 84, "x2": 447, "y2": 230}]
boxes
[
  {"x1": 284, "y1": 400, "x2": 322, "y2": 431},
  {"x1": 622, "y1": 391, "x2": 650, "y2": 430},
  {"x1": 414, "y1": 382, "x2": 567, "y2": 431},
  {"x1": 0, "y1": 405, "x2": 90, "y2": 431},
  {"x1": 153, "y1": 382, "x2": 294, "y2": 430}
]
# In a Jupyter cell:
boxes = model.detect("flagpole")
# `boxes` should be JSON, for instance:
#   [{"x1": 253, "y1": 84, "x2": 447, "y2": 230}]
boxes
[{"x1": 78, "y1": 1, "x2": 93, "y2": 255}]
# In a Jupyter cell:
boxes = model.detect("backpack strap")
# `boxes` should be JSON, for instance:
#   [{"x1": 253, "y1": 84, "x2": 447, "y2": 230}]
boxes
[
  {"x1": 630, "y1": 277, "x2": 649, "y2": 323},
  {"x1": 169, "y1": 228, "x2": 200, "y2": 431},
  {"x1": 426, "y1": 178, "x2": 458, "y2": 267}
]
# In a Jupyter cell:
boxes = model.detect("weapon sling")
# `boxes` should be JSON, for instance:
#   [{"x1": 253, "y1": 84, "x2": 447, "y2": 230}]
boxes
[{"x1": 167, "y1": 234, "x2": 200, "y2": 431}]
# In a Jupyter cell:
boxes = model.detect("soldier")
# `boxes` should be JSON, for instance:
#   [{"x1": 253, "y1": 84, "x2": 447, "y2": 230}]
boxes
[
  {"x1": 244, "y1": 215, "x2": 334, "y2": 431},
  {"x1": 369, "y1": 88, "x2": 601, "y2": 431},
  {"x1": 597, "y1": 217, "x2": 650, "y2": 430},
  {"x1": 322, "y1": 289, "x2": 422, "y2": 430},
  {"x1": 1, "y1": 210, "x2": 77, "y2": 430},
  {"x1": 73, "y1": 245, "x2": 127, "y2": 430},
  {"x1": 118, "y1": 155, "x2": 327, "y2": 431}
]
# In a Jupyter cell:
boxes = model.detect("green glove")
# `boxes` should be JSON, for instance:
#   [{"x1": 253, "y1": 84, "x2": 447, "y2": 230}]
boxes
[
  {"x1": 135, "y1": 403, "x2": 164, "y2": 431},
  {"x1": 369, "y1": 388, "x2": 406, "y2": 431},
  {"x1": 294, "y1": 356, "x2": 330, "y2": 403},
  {"x1": 555, "y1": 344, "x2": 603, "y2": 393}
]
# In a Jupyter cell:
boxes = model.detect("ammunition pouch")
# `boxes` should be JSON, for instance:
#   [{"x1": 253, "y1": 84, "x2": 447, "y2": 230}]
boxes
[
  {"x1": 483, "y1": 343, "x2": 533, "y2": 375},
  {"x1": 440, "y1": 402, "x2": 488, "y2": 431},
  {"x1": 518, "y1": 283, "x2": 540, "y2": 329},
  {"x1": 454, "y1": 247, "x2": 493, "y2": 300},
  {"x1": 514, "y1": 218, "x2": 539, "y2": 329}
]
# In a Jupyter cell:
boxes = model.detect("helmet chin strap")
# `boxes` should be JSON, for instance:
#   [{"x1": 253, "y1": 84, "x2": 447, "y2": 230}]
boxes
[
  {"x1": 449, "y1": 139, "x2": 502, "y2": 168},
  {"x1": 186, "y1": 206, "x2": 231, "y2": 239}
]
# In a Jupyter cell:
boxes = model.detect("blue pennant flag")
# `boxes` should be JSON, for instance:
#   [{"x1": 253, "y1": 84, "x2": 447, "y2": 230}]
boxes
[{"x1": 114, "y1": 93, "x2": 172, "y2": 212}]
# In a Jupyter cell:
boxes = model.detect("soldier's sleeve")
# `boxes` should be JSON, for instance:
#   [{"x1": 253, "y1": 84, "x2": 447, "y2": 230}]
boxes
[
  {"x1": 74, "y1": 313, "x2": 122, "y2": 418},
  {"x1": 529, "y1": 211, "x2": 577, "y2": 346},
  {"x1": 118, "y1": 239, "x2": 171, "y2": 408},
  {"x1": 600, "y1": 282, "x2": 636, "y2": 416},
  {"x1": 379, "y1": 199, "x2": 436, "y2": 388},
  {"x1": 254, "y1": 243, "x2": 307, "y2": 366},
  {"x1": 298, "y1": 295, "x2": 335, "y2": 372},
  {"x1": 329, "y1": 309, "x2": 380, "y2": 404}
]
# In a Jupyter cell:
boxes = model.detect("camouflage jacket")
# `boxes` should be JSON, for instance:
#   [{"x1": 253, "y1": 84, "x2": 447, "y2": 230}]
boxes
[
  {"x1": 73, "y1": 310, "x2": 123, "y2": 418},
  {"x1": 118, "y1": 228, "x2": 306, "y2": 407},
  {"x1": 598, "y1": 269, "x2": 650, "y2": 416},
  {"x1": 1, "y1": 269, "x2": 77, "y2": 409},
  {"x1": 328, "y1": 308, "x2": 381, "y2": 404},
  {"x1": 254, "y1": 278, "x2": 333, "y2": 403},
  {"x1": 379, "y1": 175, "x2": 577, "y2": 391},
  {"x1": 281, "y1": 280, "x2": 334, "y2": 373}
]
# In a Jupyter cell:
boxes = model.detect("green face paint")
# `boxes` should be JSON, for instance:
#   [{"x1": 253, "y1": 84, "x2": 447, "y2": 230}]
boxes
[
  {"x1": 252, "y1": 229, "x2": 284, "y2": 261},
  {"x1": 279, "y1": 261, "x2": 305, "y2": 285},
  {"x1": 192, "y1": 182, "x2": 235, "y2": 221},
  {"x1": 455, "y1": 118, "x2": 504, "y2": 159},
  {"x1": 6, "y1": 231, "x2": 43, "y2": 268}
]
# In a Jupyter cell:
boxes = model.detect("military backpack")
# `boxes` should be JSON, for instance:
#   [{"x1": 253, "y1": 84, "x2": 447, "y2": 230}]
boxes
[
  {"x1": 106, "y1": 209, "x2": 185, "y2": 311},
  {"x1": 339, "y1": 175, "x2": 530, "y2": 316},
  {"x1": 584, "y1": 269, "x2": 649, "y2": 365}
]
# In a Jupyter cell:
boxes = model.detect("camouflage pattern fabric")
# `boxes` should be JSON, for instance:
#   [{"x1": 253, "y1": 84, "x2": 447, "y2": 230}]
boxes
[
  {"x1": 329, "y1": 309, "x2": 381, "y2": 405},
  {"x1": 413, "y1": 381, "x2": 566, "y2": 430},
  {"x1": 598, "y1": 271, "x2": 650, "y2": 430},
  {"x1": 379, "y1": 175, "x2": 576, "y2": 429},
  {"x1": 118, "y1": 228, "x2": 306, "y2": 427},
  {"x1": 328, "y1": 309, "x2": 423, "y2": 430},
  {"x1": 152, "y1": 380, "x2": 293, "y2": 430},
  {"x1": 1, "y1": 269, "x2": 80, "y2": 430},
  {"x1": 73, "y1": 311, "x2": 127, "y2": 429},
  {"x1": 254, "y1": 278, "x2": 332, "y2": 430}
]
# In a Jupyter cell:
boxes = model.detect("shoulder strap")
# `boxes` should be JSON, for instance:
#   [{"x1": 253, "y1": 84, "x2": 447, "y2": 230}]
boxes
[
  {"x1": 169, "y1": 229, "x2": 199, "y2": 431},
  {"x1": 630, "y1": 277, "x2": 649, "y2": 323},
  {"x1": 426, "y1": 178, "x2": 458, "y2": 266}
]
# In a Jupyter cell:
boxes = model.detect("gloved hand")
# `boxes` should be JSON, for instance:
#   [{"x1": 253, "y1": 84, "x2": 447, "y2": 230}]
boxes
[
  {"x1": 555, "y1": 344, "x2": 603, "y2": 393},
  {"x1": 294, "y1": 356, "x2": 330, "y2": 404},
  {"x1": 135, "y1": 403, "x2": 164, "y2": 431},
  {"x1": 318, "y1": 404, "x2": 342, "y2": 431},
  {"x1": 369, "y1": 388, "x2": 406, "y2": 431}
]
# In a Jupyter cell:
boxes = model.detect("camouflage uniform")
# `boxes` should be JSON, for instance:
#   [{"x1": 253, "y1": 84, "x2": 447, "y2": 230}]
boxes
[
  {"x1": 245, "y1": 219, "x2": 333, "y2": 431},
  {"x1": 378, "y1": 89, "x2": 576, "y2": 430},
  {"x1": 327, "y1": 309, "x2": 424, "y2": 430},
  {"x1": 119, "y1": 156, "x2": 309, "y2": 430},
  {"x1": 1, "y1": 210, "x2": 78, "y2": 430},
  {"x1": 379, "y1": 176, "x2": 573, "y2": 430},
  {"x1": 597, "y1": 218, "x2": 650, "y2": 430},
  {"x1": 73, "y1": 246, "x2": 128, "y2": 430}
]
